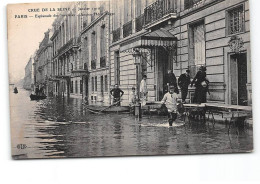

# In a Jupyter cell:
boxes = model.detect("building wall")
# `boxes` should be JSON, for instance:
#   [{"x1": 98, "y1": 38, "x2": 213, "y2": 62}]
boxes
[
  {"x1": 23, "y1": 58, "x2": 33, "y2": 90},
  {"x1": 171, "y1": 0, "x2": 251, "y2": 104},
  {"x1": 109, "y1": 0, "x2": 251, "y2": 105}
]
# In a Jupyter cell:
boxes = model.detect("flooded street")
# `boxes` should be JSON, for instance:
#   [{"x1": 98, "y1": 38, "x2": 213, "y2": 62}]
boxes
[{"x1": 10, "y1": 88, "x2": 253, "y2": 159}]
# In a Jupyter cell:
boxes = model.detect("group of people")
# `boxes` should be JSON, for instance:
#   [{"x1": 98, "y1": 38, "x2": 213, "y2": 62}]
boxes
[
  {"x1": 35, "y1": 85, "x2": 45, "y2": 96},
  {"x1": 109, "y1": 66, "x2": 210, "y2": 126}
]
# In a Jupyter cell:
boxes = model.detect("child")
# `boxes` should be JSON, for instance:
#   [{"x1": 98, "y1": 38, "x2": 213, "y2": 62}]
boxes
[
  {"x1": 161, "y1": 85, "x2": 179, "y2": 126},
  {"x1": 129, "y1": 87, "x2": 137, "y2": 115}
]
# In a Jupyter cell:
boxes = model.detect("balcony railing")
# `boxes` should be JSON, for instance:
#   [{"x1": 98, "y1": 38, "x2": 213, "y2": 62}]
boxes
[
  {"x1": 91, "y1": 59, "x2": 96, "y2": 70},
  {"x1": 144, "y1": 0, "x2": 177, "y2": 26},
  {"x1": 57, "y1": 37, "x2": 80, "y2": 55},
  {"x1": 135, "y1": 14, "x2": 144, "y2": 32},
  {"x1": 123, "y1": 21, "x2": 132, "y2": 38},
  {"x1": 184, "y1": 0, "x2": 203, "y2": 9},
  {"x1": 112, "y1": 28, "x2": 121, "y2": 43},
  {"x1": 100, "y1": 56, "x2": 106, "y2": 68}
]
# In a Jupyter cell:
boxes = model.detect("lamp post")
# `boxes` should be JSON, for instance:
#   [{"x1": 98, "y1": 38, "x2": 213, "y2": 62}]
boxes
[{"x1": 133, "y1": 49, "x2": 142, "y2": 119}]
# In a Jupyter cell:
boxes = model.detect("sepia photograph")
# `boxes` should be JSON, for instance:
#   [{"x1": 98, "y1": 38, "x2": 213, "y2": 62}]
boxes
[{"x1": 7, "y1": 0, "x2": 253, "y2": 160}]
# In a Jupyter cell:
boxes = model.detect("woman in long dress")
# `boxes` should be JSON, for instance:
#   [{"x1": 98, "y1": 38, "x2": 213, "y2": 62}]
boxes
[{"x1": 191, "y1": 66, "x2": 209, "y2": 104}]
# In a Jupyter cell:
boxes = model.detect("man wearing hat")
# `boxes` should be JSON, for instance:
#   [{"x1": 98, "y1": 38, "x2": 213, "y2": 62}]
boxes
[{"x1": 178, "y1": 70, "x2": 191, "y2": 103}]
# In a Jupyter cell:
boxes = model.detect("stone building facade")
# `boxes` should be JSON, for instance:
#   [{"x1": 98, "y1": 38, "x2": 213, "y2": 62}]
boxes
[
  {"x1": 109, "y1": 0, "x2": 251, "y2": 106},
  {"x1": 31, "y1": 0, "x2": 251, "y2": 106},
  {"x1": 34, "y1": 30, "x2": 53, "y2": 95}
]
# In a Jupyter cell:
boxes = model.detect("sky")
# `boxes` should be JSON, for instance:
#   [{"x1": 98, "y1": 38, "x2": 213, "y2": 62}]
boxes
[{"x1": 7, "y1": 2, "x2": 62, "y2": 83}]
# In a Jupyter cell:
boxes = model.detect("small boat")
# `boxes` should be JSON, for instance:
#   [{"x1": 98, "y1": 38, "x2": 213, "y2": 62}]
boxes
[
  {"x1": 30, "y1": 94, "x2": 47, "y2": 100},
  {"x1": 13, "y1": 87, "x2": 18, "y2": 94},
  {"x1": 85, "y1": 105, "x2": 129, "y2": 113}
]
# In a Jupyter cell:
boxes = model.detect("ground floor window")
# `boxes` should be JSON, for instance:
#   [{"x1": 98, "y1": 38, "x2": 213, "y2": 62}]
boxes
[
  {"x1": 104, "y1": 75, "x2": 108, "y2": 92},
  {"x1": 75, "y1": 80, "x2": 78, "y2": 94},
  {"x1": 91, "y1": 77, "x2": 94, "y2": 92},
  {"x1": 80, "y1": 80, "x2": 83, "y2": 94},
  {"x1": 70, "y1": 81, "x2": 73, "y2": 93},
  {"x1": 95, "y1": 76, "x2": 98, "y2": 92},
  {"x1": 188, "y1": 20, "x2": 206, "y2": 77}
]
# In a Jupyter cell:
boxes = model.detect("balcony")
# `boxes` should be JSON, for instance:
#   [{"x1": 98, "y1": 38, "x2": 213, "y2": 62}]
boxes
[
  {"x1": 135, "y1": 14, "x2": 144, "y2": 32},
  {"x1": 112, "y1": 28, "x2": 121, "y2": 43},
  {"x1": 91, "y1": 59, "x2": 96, "y2": 70},
  {"x1": 123, "y1": 21, "x2": 132, "y2": 38},
  {"x1": 57, "y1": 37, "x2": 80, "y2": 56},
  {"x1": 71, "y1": 64, "x2": 89, "y2": 77},
  {"x1": 144, "y1": 0, "x2": 177, "y2": 28},
  {"x1": 100, "y1": 56, "x2": 106, "y2": 68},
  {"x1": 184, "y1": 0, "x2": 203, "y2": 10}
]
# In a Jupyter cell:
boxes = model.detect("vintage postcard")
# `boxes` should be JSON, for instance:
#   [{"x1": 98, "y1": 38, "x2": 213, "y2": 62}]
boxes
[{"x1": 8, "y1": 0, "x2": 253, "y2": 159}]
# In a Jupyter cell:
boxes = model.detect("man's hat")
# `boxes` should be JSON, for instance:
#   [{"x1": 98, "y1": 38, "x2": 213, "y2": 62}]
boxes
[{"x1": 186, "y1": 69, "x2": 190, "y2": 73}]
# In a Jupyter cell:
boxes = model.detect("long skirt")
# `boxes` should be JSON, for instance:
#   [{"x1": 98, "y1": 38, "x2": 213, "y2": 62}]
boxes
[{"x1": 194, "y1": 85, "x2": 207, "y2": 104}]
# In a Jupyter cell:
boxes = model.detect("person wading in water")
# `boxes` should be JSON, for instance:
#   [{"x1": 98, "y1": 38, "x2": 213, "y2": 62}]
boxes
[
  {"x1": 110, "y1": 84, "x2": 124, "y2": 106},
  {"x1": 161, "y1": 85, "x2": 179, "y2": 126}
]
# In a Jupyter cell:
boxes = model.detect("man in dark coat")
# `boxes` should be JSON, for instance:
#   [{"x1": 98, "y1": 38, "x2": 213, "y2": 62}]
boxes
[
  {"x1": 191, "y1": 66, "x2": 209, "y2": 104},
  {"x1": 178, "y1": 70, "x2": 191, "y2": 103},
  {"x1": 110, "y1": 84, "x2": 124, "y2": 106},
  {"x1": 166, "y1": 69, "x2": 179, "y2": 94}
]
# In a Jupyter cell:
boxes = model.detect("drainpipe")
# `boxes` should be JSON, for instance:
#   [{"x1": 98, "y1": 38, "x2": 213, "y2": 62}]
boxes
[{"x1": 108, "y1": 0, "x2": 112, "y2": 105}]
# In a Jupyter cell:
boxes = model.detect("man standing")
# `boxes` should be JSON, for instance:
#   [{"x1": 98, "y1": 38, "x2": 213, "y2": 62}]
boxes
[
  {"x1": 166, "y1": 69, "x2": 179, "y2": 94},
  {"x1": 178, "y1": 70, "x2": 191, "y2": 103},
  {"x1": 110, "y1": 84, "x2": 124, "y2": 106},
  {"x1": 140, "y1": 75, "x2": 148, "y2": 106}
]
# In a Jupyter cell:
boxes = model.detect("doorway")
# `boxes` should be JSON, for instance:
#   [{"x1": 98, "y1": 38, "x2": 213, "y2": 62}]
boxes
[
  {"x1": 230, "y1": 53, "x2": 248, "y2": 106},
  {"x1": 157, "y1": 47, "x2": 169, "y2": 100}
]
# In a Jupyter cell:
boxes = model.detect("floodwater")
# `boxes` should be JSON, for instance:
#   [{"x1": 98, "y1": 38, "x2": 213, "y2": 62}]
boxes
[{"x1": 10, "y1": 88, "x2": 253, "y2": 159}]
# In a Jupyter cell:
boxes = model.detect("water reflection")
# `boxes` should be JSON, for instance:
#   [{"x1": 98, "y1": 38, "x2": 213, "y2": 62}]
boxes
[{"x1": 10, "y1": 88, "x2": 253, "y2": 159}]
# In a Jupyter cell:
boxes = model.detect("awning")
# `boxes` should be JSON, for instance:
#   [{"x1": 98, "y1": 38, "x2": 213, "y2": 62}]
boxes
[{"x1": 120, "y1": 28, "x2": 177, "y2": 52}]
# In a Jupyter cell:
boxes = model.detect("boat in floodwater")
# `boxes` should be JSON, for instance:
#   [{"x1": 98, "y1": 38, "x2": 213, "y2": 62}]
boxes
[
  {"x1": 30, "y1": 94, "x2": 47, "y2": 100},
  {"x1": 85, "y1": 105, "x2": 129, "y2": 113},
  {"x1": 13, "y1": 87, "x2": 18, "y2": 94}
]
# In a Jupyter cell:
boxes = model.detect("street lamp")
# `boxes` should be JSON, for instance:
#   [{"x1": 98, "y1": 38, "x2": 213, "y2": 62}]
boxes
[{"x1": 132, "y1": 49, "x2": 142, "y2": 119}]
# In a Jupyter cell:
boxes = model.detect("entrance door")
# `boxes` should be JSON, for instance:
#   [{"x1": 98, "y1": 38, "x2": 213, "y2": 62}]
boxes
[
  {"x1": 230, "y1": 53, "x2": 248, "y2": 105},
  {"x1": 157, "y1": 47, "x2": 169, "y2": 100}
]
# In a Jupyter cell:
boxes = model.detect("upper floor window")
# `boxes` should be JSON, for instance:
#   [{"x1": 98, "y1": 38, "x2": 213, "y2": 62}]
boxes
[
  {"x1": 184, "y1": 0, "x2": 202, "y2": 10},
  {"x1": 227, "y1": 5, "x2": 244, "y2": 35}
]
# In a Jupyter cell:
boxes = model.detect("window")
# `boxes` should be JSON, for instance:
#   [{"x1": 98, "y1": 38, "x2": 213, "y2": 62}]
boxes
[
  {"x1": 91, "y1": 31, "x2": 97, "y2": 69},
  {"x1": 100, "y1": 25, "x2": 106, "y2": 58},
  {"x1": 95, "y1": 76, "x2": 98, "y2": 92},
  {"x1": 227, "y1": 5, "x2": 244, "y2": 35},
  {"x1": 184, "y1": 0, "x2": 202, "y2": 10},
  {"x1": 188, "y1": 21, "x2": 206, "y2": 77},
  {"x1": 70, "y1": 81, "x2": 73, "y2": 93},
  {"x1": 101, "y1": 76, "x2": 104, "y2": 94},
  {"x1": 75, "y1": 80, "x2": 78, "y2": 94},
  {"x1": 104, "y1": 75, "x2": 108, "y2": 92},
  {"x1": 92, "y1": 77, "x2": 94, "y2": 92},
  {"x1": 80, "y1": 80, "x2": 83, "y2": 94},
  {"x1": 114, "y1": 51, "x2": 120, "y2": 85}
]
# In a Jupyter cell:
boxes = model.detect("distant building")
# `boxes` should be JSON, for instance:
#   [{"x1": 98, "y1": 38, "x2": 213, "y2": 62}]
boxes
[
  {"x1": 23, "y1": 57, "x2": 33, "y2": 90},
  {"x1": 34, "y1": 30, "x2": 53, "y2": 95}
]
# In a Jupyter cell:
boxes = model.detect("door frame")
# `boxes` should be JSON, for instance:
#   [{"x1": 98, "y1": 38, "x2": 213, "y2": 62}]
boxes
[{"x1": 228, "y1": 51, "x2": 247, "y2": 105}]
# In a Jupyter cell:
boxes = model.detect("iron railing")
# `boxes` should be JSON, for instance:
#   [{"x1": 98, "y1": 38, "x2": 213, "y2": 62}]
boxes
[
  {"x1": 123, "y1": 21, "x2": 132, "y2": 38},
  {"x1": 135, "y1": 14, "x2": 144, "y2": 32},
  {"x1": 100, "y1": 56, "x2": 106, "y2": 68},
  {"x1": 184, "y1": 0, "x2": 203, "y2": 9},
  {"x1": 112, "y1": 27, "x2": 121, "y2": 42},
  {"x1": 144, "y1": 0, "x2": 177, "y2": 26}
]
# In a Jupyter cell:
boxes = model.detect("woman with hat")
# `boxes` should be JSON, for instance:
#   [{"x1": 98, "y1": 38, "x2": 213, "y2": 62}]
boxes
[{"x1": 191, "y1": 66, "x2": 209, "y2": 104}]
